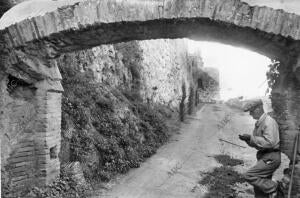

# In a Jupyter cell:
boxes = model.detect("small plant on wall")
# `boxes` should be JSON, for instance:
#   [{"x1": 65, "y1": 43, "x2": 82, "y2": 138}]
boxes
[{"x1": 266, "y1": 59, "x2": 280, "y2": 93}]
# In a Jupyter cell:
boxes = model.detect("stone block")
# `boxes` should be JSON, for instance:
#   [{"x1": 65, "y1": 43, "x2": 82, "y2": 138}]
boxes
[
  {"x1": 33, "y1": 16, "x2": 46, "y2": 38},
  {"x1": 14, "y1": 19, "x2": 33, "y2": 43},
  {"x1": 16, "y1": 141, "x2": 35, "y2": 148},
  {"x1": 11, "y1": 151, "x2": 33, "y2": 158},
  {"x1": 16, "y1": 145, "x2": 34, "y2": 152},
  {"x1": 8, "y1": 156, "x2": 34, "y2": 164},
  {"x1": 10, "y1": 165, "x2": 32, "y2": 174},
  {"x1": 11, "y1": 175, "x2": 30, "y2": 183},
  {"x1": 6, "y1": 25, "x2": 21, "y2": 47}
]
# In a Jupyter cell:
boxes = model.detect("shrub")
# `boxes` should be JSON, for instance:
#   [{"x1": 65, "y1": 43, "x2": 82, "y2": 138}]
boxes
[{"x1": 188, "y1": 86, "x2": 194, "y2": 115}]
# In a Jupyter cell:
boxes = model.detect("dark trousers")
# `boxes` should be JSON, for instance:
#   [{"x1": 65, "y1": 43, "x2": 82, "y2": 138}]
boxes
[{"x1": 244, "y1": 151, "x2": 281, "y2": 197}]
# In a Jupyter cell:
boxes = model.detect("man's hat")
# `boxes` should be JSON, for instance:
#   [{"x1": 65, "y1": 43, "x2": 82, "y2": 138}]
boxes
[{"x1": 243, "y1": 99, "x2": 263, "y2": 112}]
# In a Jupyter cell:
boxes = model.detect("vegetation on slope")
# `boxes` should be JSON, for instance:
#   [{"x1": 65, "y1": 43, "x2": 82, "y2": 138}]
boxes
[{"x1": 60, "y1": 65, "x2": 171, "y2": 183}]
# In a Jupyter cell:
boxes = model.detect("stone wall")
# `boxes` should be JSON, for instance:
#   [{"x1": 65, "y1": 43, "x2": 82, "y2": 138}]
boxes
[
  {"x1": 89, "y1": 38, "x2": 218, "y2": 115},
  {"x1": 44, "y1": 91, "x2": 61, "y2": 184},
  {"x1": 57, "y1": 39, "x2": 203, "y2": 109},
  {"x1": 0, "y1": 72, "x2": 63, "y2": 196},
  {"x1": 56, "y1": 44, "x2": 132, "y2": 89},
  {"x1": 0, "y1": 73, "x2": 39, "y2": 193},
  {"x1": 269, "y1": 60, "x2": 300, "y2": 196},
  {"x1": 282, "y1": 85, "x2": 300, "y2": 196},
  {"x1": 117, "y1": 39, "x2": 197, "y2": 108}
]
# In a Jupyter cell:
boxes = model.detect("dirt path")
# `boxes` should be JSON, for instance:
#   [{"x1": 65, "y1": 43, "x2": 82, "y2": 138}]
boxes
[{"x1": 91, "y1": 103, "x2": 287, "y2": 198}]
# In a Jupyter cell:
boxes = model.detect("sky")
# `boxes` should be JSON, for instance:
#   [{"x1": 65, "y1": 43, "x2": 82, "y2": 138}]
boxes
[{"x1": 186, "y1": 40, "x2": 272, "y2": 100}]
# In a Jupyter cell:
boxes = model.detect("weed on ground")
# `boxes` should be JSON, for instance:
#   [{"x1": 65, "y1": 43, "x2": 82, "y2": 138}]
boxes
[
  {"x1": 199, "y1": 154, "x2": 245, "y2": 198},
  {"x1": 214, "y1": 154, "x2": 244, "y2": 167}
]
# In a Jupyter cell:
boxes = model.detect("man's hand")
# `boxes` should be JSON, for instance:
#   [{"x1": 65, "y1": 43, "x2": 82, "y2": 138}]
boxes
[{"x1": 239, "y1": 134, "x2": 251, "y2": 142}]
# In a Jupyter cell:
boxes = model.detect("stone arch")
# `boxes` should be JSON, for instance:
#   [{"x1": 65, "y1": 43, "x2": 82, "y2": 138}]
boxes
[{"x1": 1, "y1": 0, "x2": 300, "y2": 195}]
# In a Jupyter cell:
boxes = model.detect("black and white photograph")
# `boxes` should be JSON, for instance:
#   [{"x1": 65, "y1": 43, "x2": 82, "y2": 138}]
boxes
[{"x1": 0, "y1": 0, "x2": 300, "y2": 197}]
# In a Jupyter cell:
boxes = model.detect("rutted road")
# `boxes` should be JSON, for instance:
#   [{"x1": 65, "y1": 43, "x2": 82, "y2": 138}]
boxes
[{"x1": 92, "y1": 103, "x2": 287, "y2": 198}]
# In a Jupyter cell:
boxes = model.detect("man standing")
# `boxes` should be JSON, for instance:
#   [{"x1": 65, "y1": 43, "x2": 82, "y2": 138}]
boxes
[{"x1": 239, "y1": 99, "x2": 281, "y2": 198}]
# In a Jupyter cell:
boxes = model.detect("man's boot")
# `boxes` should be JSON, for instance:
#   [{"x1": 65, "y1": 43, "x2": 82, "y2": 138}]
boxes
[
  {"x1": 276, "y1": 181, "x2": 285, "y2": 198},
  {"x1": 268, "y1": 181, "x2": 285, "y2": 198},
  {"x1": 268, "y1": 191, "x2": 277, "y2": 198}
]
